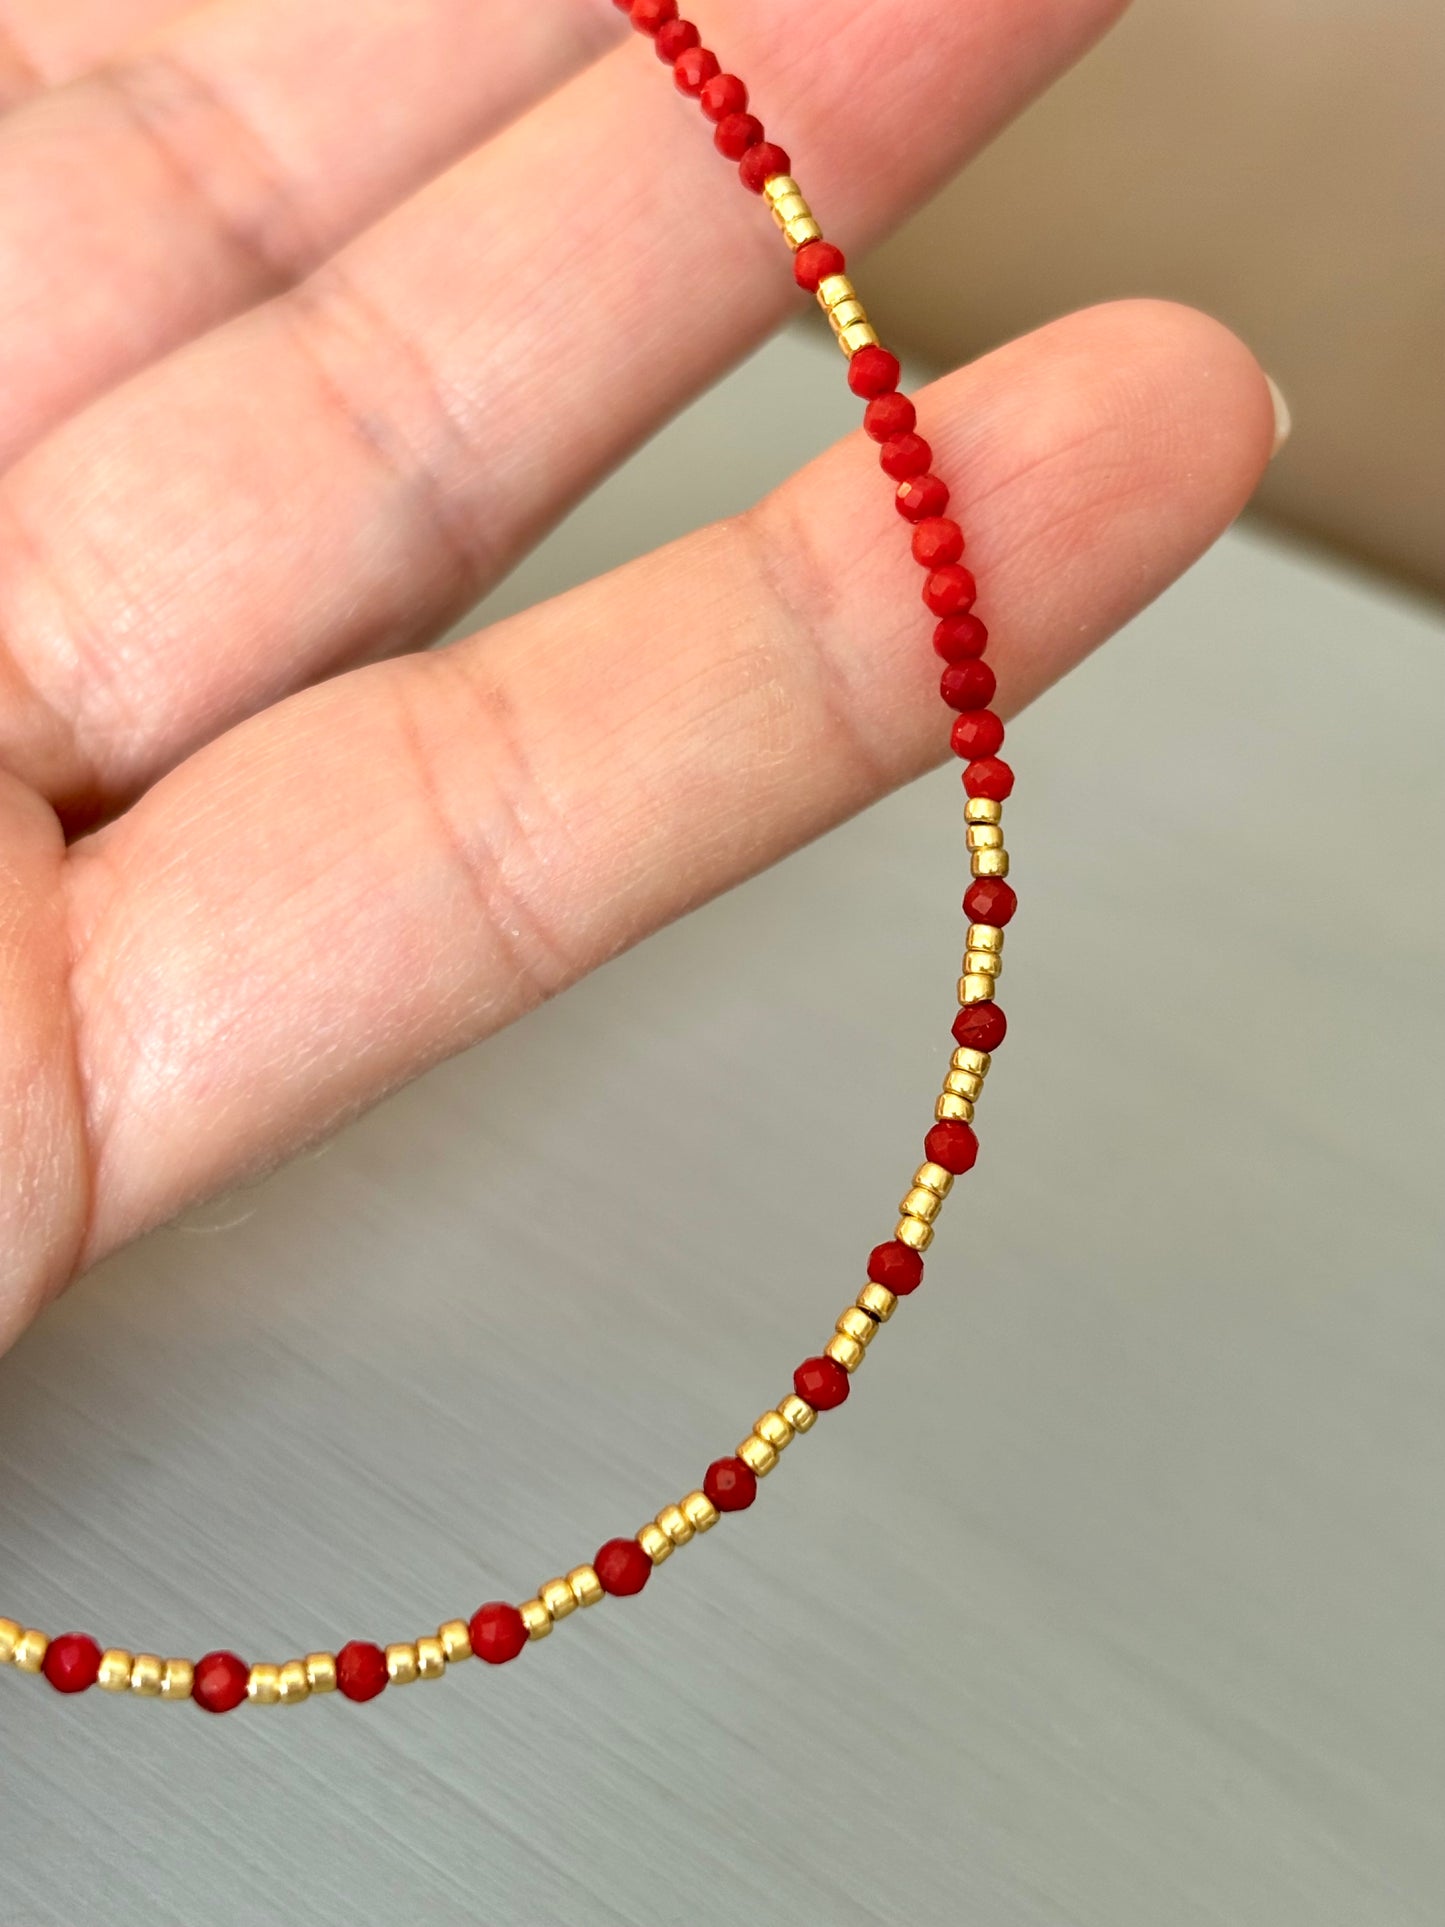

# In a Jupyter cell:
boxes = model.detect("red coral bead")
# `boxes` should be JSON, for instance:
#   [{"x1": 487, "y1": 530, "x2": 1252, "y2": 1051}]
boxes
[
  {"x1": 863, "y1": 391, "x2": 916, "y2": 442},
  {"x1": 924, "y1": 564, "x2": 977, "y2": 617},
  {"x1": 964, "y1": 756, "x2": 1014, "y2": 800},
  {"x1": 42, "y1": 1632, "x2": 102, "y2": 1694},
  {"x1": 469, "y1": 1601, "x2": 528, "y2": 1665},
  {"x1": 965, "y1": 877, "x2": 1018, "y2": 925},
  {"x1": 740, "y1": 141, "x2": 790, "y2": 192},
  {"x1": 594, "y1": 1537, "x2": 653, "y2": 1597},
  {"x1": 629, "y1": 0, "x2": 677, "y2": 33},
  {"x1": 847, "y1": 345, "x2": 901, "y2": 398},
  {"x1": 896, "y1": 474, "x2": 949, "y2": 521},
  {"x1": 912, "y1": 518, "x2": 964, "y2": 569},
  {"x1": 336, "y1": 1639, "x2": 389, "y2": 1701},
  {"x1": 924, "y1": 1119, "x2": 979, "y2": 1174},
  {"x1": 933, "y1": 613, "x2": 988, "y2": 661},
  {"x1": 192, "y1": 1650, "x2": 250, "y2": 1713},
  {"x1": 714, "y1": 111, "x2": 763, "y2": 159},
  {"x1": 794, "y1": 239, "x2": 845, "y2": 291},
  {"x1": 952, "y1": 1002, "x2": 1007, "y2": 1052},
  {"x1": 867, "y1": 1239, "x2": 924, "y2": 1295},
  {"x1": 673, "y1": 45, "x2": 720, "y2": 94},
  {"x1": 940, "y1": 660, "x2": 996, "y2": 711},
  {"x1": 654, "y1": 16, "x2": 698, "y2": 60},
  {"x1": 793, "y1": 1354, "x2": 851, "y2": 1411},
  {"x1": 703, "y1": 1456, "x2": 757, "y2": 1512},
  {"x1": 880, "y1": 433, "x2": 932, "y2": 480},
  {"x1": 699, "y1": 72, "x2": 747, "y2": 121},
  {"x1": 950, "y1": 709, "x2": 1005, "y2": 759}
]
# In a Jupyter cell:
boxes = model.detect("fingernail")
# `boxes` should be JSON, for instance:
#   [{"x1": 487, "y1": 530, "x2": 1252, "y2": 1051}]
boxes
[{"x1": 1265, "y1": 374, "x2": 1291, "y2": 458}]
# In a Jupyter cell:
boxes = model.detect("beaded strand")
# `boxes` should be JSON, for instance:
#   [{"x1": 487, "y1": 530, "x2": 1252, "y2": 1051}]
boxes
[{"x1": 0, "y1": 0, "x2": 1016, "y2": 1716}]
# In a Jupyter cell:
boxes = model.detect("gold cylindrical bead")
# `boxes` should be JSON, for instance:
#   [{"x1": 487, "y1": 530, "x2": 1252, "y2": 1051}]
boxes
[
  {"x1": 782, "y1": 213, "x2": 822, "y2": 249},
  {"x1": 943, "y1": 1066, "x2": 984, "y2": 1099},
  {"x1": 827, "y1": 299, "x2": 870, "y2": 337},
  {"x1": 900, "y1": 1185, "x2": 943, "y2": 1223},
  {"x1": 567, "y1": 1566, "x2": 603, "y2": 1609},
  {"x1": 963, "y1": 949, "x2": 1002, "y2": 979},
  {"x1": 415, "y1": 1636, "x2": 447, "y2": 1680},
  {"x1": 763, "y1": 174, "x2": 802, "y2": 208},
  {"x1": 839, "y1": 320, "x2": 880, "y2": 354},
  {"x1": 161, "y1": 1658, "x2": 195, "y2": 1701},
  {"x1": 637, "y1": 1522, "x2": 673, "y2": 1565},
  {"x1": 306, "y1": 1652, "x2": 339, "y2": 1693},
  {"x1": 958, "y1": 973, "x2": 996, "y2": 1004},
  {"x1": 836, "y1": 1306, "x2": 876, "y2": 1348},
  {"x1": 858, "y1": 1281, "x2": 897, "y2": 1322},
  {"x1": 385, "y1": 1643, "x2": 420, "y2": 1685},
  {"x1": 130, "y1": 1654, "x2": 164, "y2": 1698},
  {"x1": 247, "y1": 1663, "x2": 282, "y2": 1705},
  {"x1": 519, "y1": 1599, "x2": 552, "y2": 1641},
  {"x1": 972, "y1": 848, "x2": 1010, "y2": 878},
  {"x1": 657, "y1": 1504, "x2": 695, "y2": 1548},
  {"x1": 737, "y1": 1433, "x2": 778, "y2": 1476},
  {"x1": 437, "y1": 1622, "x2": 472, "y2": 1663},
  {"x1": 539, "y1": 1578, "x2": 577, "y2": 1622},
  {"x1": 815, "y1": 273, "x2": 857, "y2": 312},
  {"x1": 935, "y1": 1092, "x2": 975, "y2": 1123},
  {"x1": 779, "y1": 1393, "x2": 817, "y2": 1434},
  {"x1": 967, "y1": 823, "x2": 1004, "y2": 851},
  {"x1": 12, "y1": 1629, "x2": 47, "y2": 1674},
  {"x1": 0, "y1": 1618, "x2": 21, "y2": 1665},
  {"x1": 768, "y1": 194, "x2": 810, "y2": 230},
  {"x1": 97, "y1": 1649, "x2": 134, "y2": 1693},
  {"x1": 964, "y1": 796, "x2": 1003, "y2": 825},
  {"x1": 967, "y1": 923, "x2": 1005, "y2": 953},
  {"x1": 953, "y1": 1046, "x2": 992, "y2": 1076},
  {"x1": 826, "y1": 1332, "x2": 866, "y2": 1373},
  {"x1": 278, "y1": 1660, "x2": 312, "y2": 1704},
  {"x1": 913, "y1": 1161, "x2": 954, "y2": 1199},
  {"x1": 681, "y1": 1489, "x2": 720, "y2": 1531},
  {"x1": 753, "y1": 1410, "x2": 793, "y2": 1452},
  {"x1": 895, "y1": 1214, "x2": 934, "y2": 1251}
]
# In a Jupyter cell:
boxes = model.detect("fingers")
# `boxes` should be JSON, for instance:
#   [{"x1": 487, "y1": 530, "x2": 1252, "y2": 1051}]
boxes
[
  {"x1": 0, "y1": 0, "x2": 619, "y2": 466},
  {"x1": 0, "y1": 0, "x2": 187, "y2": 106},
  {"x1": 64, "y1": 301, "x2": 1277, "y2": 1272},
  {"x1": 0, "y1": 0, "x2": 1126, "y2": 820}
]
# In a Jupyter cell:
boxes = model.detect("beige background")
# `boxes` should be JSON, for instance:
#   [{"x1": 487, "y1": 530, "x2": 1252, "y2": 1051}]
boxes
[{"x1": 873, "y1": 0, "x2": 1445, "y2": 595}]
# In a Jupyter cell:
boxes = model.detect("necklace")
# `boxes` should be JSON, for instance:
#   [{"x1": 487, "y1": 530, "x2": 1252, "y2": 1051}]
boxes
[{"x1": 0, "y1": 1, "x2": 1019, "y2": 1716}]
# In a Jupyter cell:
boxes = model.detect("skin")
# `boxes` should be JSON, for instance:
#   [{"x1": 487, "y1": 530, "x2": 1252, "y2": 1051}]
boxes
[{"x1": 0, "y1": 0, "x2": 1279, "y2": 1356}]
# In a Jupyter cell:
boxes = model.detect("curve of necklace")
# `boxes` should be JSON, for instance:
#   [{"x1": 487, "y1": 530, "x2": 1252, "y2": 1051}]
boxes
[{"x1": 1, "y1": 2, "x2": 1019, "y2": 1715}]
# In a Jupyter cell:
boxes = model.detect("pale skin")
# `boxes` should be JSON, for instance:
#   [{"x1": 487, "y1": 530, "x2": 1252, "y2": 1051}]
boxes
[{"x1": 0, "y1": 0, "x2": 1279, "y2": 1356}]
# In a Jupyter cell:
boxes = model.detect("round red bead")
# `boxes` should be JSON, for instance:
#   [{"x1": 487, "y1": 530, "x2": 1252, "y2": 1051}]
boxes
[
  {"x1": 714, "y1": 111, "x2": 763, "y2": 159},
  {"x1": 912, "y1": 518, "x2": 964, "y2": 569},
  {"x1": 740, "y1": 141, "x2": 790, "y2": 192},
  {"x1": 673, "y1": 45, "x2": 719, "y2": 94},
  {"x1": 964, "y1": 756, "x2": 1014, "y2": 800},
  {"x1": 952, "y1": 1002, "x2": 1007, "y2": 1052},
  {"x1": 847, "y1": 345, "x2": 901, "y2": 399},
  {"x1": 863, "y1": 391, "x2": 916, "y2": 442},
  {"x1": 896, "y1": 474, "x2": 949, "y2": 521},
  {"x1": 654, "y1": 17, "x2": 698, "y2": 60},
  {"x1": 336, "y1": 1639, "x2": 389, "y2": 1701},
  {"x1": 950, "y1": 709, "x2": 1005, "y2": 759},
  {"x1": 924, "y1": 564, "x2": 977, "y2": 617},
  {"x1": 699, "y1": 72, "x2": 747, "y2": 121},
  {"x1": 793, "y1": 1354, "x2": 851, "y2": 1411},
  {"x1": 924, "y1": 1119, "x2": 979, "y2": 1174},
  {"x1": 595, "y1": 1537, "x2": 653, "y2": 1597},
  {"x1": 42, "y1": 1632, "x2": 101, "y2": 1694},
  {"x1": 794, "y1": 239, "x2": 845, "y2": 291},
  {"x1": 879, "y1": 433, "x2": 931, "y2": 481},
  {"x1": 629, "y1": 0, "x2": 676, "y2": 33},
  {"x1": 469, "y1": 1601, "x2": 528, "y2": 1665},
  {"x1": 192, "y1": 1650, "x2": 250, "y2": 1713},
  {"x1": 703, "y1": 1456, "x2": 757, "y2": 1512},
  {"x1": 933, "y1": 613, "x2": 987, "y2": 661},
  {"x1": 965, "y1": 877, "x2": 1017, "y2": 925},
  {"x1": 867, "y1": 1239, "x2": 924, "y2": 1295},
  {"x1": 940, "y1": 660, "x2": 996, "y2": 711}
]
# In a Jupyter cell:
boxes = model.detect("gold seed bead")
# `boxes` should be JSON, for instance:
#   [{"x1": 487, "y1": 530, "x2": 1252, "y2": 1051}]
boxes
[
  {"x1": 782, "y1": 213, "x2": 822, "y2": 249},
  {"x1": 762, "y1": 173, "x2": 802, "y2": 207},
  {"x1": 754, "y1": 1410, "x2": 794, "y2": 1452},
  {"x1": 900, "y1": 1185, "x2": 943, "y2": 1223},
  {"x1": 385, "y1": 1642, "x2": 421, "y2": 1684},
  {"x1": 540, "y1": 1578, "x2": 578, "y2": 1623},
  {"x1": 12, "y1": 1629, "x2": 48, "y2": 1674},
  {"x1": 737, "y1": 1433, "x2": 778, "y2": 1476},
  {"x1": 953, "y1": 1046, "x2": 992, "y2": 1076},
  {"x1": 895, "y1": 1214, "x2": 934, "y2": 1251},
  {"x1": 161, "y1": 1658, "x2": 195, "y2": 1701},
  {"x1": 936, "y1": 1092, "x2": 975, "y2": 1123},
  {"x1": 567, "y1": 1566, "x2": 604, "y2": 1609},
  {"x1": 840, "y1": 320, "x2": 881, "y2": 355},
  {"x1": 958, "y1": 973, "x2": 996, "y2": 1004},
  {"x1": 97, "y1": 1649, "x2": 134, "y2": 1693},
  {"x1": 278, "y1": 1660, "x2": 312, "y2": 1704},
  {"x1": 913, "y1": 1161, "x2": 954, "y2": 1199},
  {"x1": 657, "y1": 1504, "x2": 695, "y2": 1548},
  {"x1": 637, "y1": 1522, "x2": 673, "y2": 1565},
  {"x1": 779, "y1": 1393, "x2": 817, "y2": 1434},
  {"x1": 967, "y1": 823, "x2": 1004, "y2": 852},
  {"x1": 681, "y1": 1489, "x2": 720, "y2": 1531},
  {"x1": 247, "y1": 1662, "x2": 282, "y2": 1705},
  {"x1": 131, "y1": 1654, "x2": 165, "y2": 1698},
  {"x1": 518, "y1": 1599, "x2": 552, "y2": 1641},
  {"x1": 964, "y1": 796, "x2": 1003, "y2": 825},
  {"x1": 963, "y1": 949, "x2": 1003, "y2": 979},
  {"x1": 0, "y1": 1617, "x2": 22, "y2": 1665},
  {"x1": 972, "y1": 848, "x2": 1010, "y2": 878},
  {"x1": 768, "y1": 193, "x2": 811, "y2": 231},
  {"x1": 943, "y1": 1068, "x2": 983, "y2": 1101},
  {"x1": 967, "y1": 923, "x2": 1005, "y2": 954},
  {"x1": 826, "y1": 1332, "x2": 866, "y2": 1373},
  {"x1": 836, "y1": 1306, "x2": 876, "y2": 1348},
  {"x1": 437, "y1": 1622, "x2": 472, "y2": 1663},
  {"x1": 858, "y1": 1281, "x2": 897, "y2": 1322},
  {"x1": 415, "y1": 1636, "x2": 447, "y2": 1680},
  {"x1": 306, "y1": 1652, "x2": 338, "y2": 1693},
  {"x1": 827, "y1": 299, "x2": 870, "y2": 338},
  {"x1": 815, "y1": 273, "x2": 857, "y2": 312}
]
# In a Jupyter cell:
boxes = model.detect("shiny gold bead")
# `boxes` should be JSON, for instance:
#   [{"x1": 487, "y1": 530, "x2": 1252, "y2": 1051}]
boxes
[
  {"x1": 958, "y1": 973, "x2": 997, "y2": 1005},
  {"x1": 12, "y1": 1628, "x2": 48, "y2": 1674},
  {"x1": 963, "y1": 950, "x2": 1002, "y2": 980},
  {"x1": 0, "y1": 1617, "x2": 21, "y2": 1665},
  {"x1": 779, "y1": 1393, "x2": 817, "y2": 1434},
  {"x1": 782, "y1": 213, "x2": 822, "y2": 249},
  {"x1": 657, "y1": 1504, "x2": 695, "y2": 1548},
  {"x1": 129, "y1": 1653, "x2": 164, "y2": 1698},
  {"x1": 681, "y1": 1489, "x2": 720, "y2": 1531},
  {"x1": 247, "y1": 1662, "x2": 282, "y2": 1705},
  {"x1": 161, "y1": 1658, "x2": 195, "y2": 1701},
  {"x1": 944, "y1": 1063, "x2": 986, "y2": 1102},
  {"x1": 913, "y1": 1161, "x2": 954, "y2": 1199},
  {"x1": 964, "y1": 795, "x2": 1003, "y2": 825},
  {"x1": 637, "y1": 1522, "x2": 673, "y2": 1565},
  {"x1": 836, "y1": 1306, "x2": 876, "y2": 1348},
  {"x1": 567, "y1": 1566, "x2": 604, "y2": 1609},
  {"x1": 827, "y1": 299, "x2": 870, "y2": 338},
  {"x1": 518, "y1": 1598, "x2": 552, "y2": 1641},
  {"x1": 826, "y1": 1332, "x2": 866, "y2": 1373},
  {"x1": 540, "y1": 1578, "x2": 578, "y2": 1622},
  {"x1": 97, "y1": 1649, "x2": 134, "y2": 1693},
  {"x1": 385, "y1": 1642, "x2": 420, "y2": 1684},
  {"x1": 762, "y1": 174, "x2": 802, "y2": 208},
  {"x1": 900, "y1": 1184, "x2": 943, "y2": 1223},
  {"x1": 972, "y1": 847, "x2": 1010, "y2": 878},
  {"x1": 953, "y1": 1046, "x2": 992, "y2": 1076},
  {"x1": 815, "y1": 273, "x2": 857, "y2": 312},
  {"x1": 895, "y1": 1214, "x2": 934, "y2": 1251},
  {"x1": 858, "y1": 1282, "x2": 897, "y2": 1322},
  {"x1": 278, "y1": 1660, "x2": 312, "y2": 1704},
  {"x1": 935, "y1": 1092, "x2": 975, "y2": 1123},
  {"x1": 769, "y1": 193, "x2": 811, "y2": 230},
  {"x1": 840, "y1": 320, "x2": 881, "y2": 355},
  {"x1": 754, "y1": 1410, "x2": 793, "y2": 1452},
  {"x1": 738, "y1": 1433, "x2": 778, "y2": 1476},
  {"x1": 967, "y1": 923, "x2": 1005, "y2": 954},
  {"x1": 437, "y1": 1622, "x2": 472, "y2": 1663},
  {"x1": 967, "y1": 823, "x2": 1004, "y2": 851},
  {"x1": 415, "y1": 1637, "x2": 447, "y2": 1681},
  {"x1": 305, "y1": 1652, "x2": 338, "y2": 1693}
]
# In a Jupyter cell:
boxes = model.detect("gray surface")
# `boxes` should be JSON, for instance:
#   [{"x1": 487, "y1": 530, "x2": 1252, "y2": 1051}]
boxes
[{"x1": 1, "y1": 332, "x2": 1443, "y2": 1926}]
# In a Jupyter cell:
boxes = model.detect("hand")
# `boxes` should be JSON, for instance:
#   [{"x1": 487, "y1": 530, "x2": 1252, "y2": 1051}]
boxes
[{"x1": 0, "y1": 0, "x2": 1276, "y2": 1353}]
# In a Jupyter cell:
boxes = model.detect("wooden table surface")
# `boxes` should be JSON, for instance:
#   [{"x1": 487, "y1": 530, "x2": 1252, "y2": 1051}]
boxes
[{"x1": 2, "y1": 333, "x2": 1442, "y2": 1926}]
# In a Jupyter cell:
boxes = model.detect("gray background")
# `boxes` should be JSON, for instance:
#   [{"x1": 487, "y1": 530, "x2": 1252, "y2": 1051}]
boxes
[{"x1": 1, "y1": 331, "x2": 1442, "y2": 1925}]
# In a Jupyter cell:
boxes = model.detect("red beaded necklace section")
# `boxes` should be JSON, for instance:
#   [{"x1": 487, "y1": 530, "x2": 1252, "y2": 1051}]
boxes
[{"x1": 0, "y1": 2, "x2": 1017, "y2": 1716}]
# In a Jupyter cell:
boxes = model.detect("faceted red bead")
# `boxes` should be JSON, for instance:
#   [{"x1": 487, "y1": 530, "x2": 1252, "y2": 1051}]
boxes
[
  {"x1": 793, "y1": 1354, "x2": 851, "y2": 1411},
  {"x1": 952, "y1": 1001, "x2": 1007, "y2": 1052},
  {"x1": 629, "y1": 0, "x2": 677, "y2": 33},
  {"x1": 42, "y1": 1632, "x2": 101, "y2": 1694},
  {"x1": 933, "y1": 613, "x2": 988, "y2": 661},
  {"x1": 595, "y1": 1537, "x2": 653, "y2": 1597},
  {"x1": 699, "y1": 72, "x2": 747, "y2": 121},
  {"x1": 950, "y1": 709, "x2": 1005, "y2": 759},
  {"x1": 655, "y1": 17, "x2": 699, "y2": 60},
  {"x1": 794, "y1": 239, "x2": 845, "y2": 291},
  {"x1": 924, "y1": 1118, "x2": 979, "y2": 1174},
  {"x1": 867, "y1": 1239, "x2": 924, "y2": 1295},
  {"x1": 703, "y1": 1456, "x2": 757, "y2": 1512},
  {"x1": 336, "y1": 1639, "x2": 389, "y2": 1701},
  {"x1": 863, "y1": 391, "x2": 916, "y2": 442},
  {"x1": 714, "y1": 111, "x2": 764, "y2": 159},
  {"x1": 964, "y1": 756, "x2": 1015, "y2": 800},
  {"x1": 192, "y1": 1650, "x2": 250, "y2": 1714},
  {"x1": 879, "y1": 433, "x2": 931, "y2": 481},
  {"x1": 965, "y1": 877, "x2": 1017, "y2": 925},
  {"x1": 912, "y1": 518, "x2": 964, "y2": 569},
  {"x1": 940, "y1": 660, "x2": 996, "y2": 711},
  {"x1": 896, "y1": 474, "x2": 949, "y2": 521},
  {"x1": 469, "y1": 1601, "x2": 528, "y2": 1666},
  {"x1": 847, "y1": 345, "x2": 901, "y2": 399},
  {"x1": 673, "y1": 45, "x2": 720, "y2": 94},
  {"x1": 923, "y1": 564, "x2": 977, "y2": 617},
  {"x1": 740, "y1": 141, "x2": 791, "y2": 192}
]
